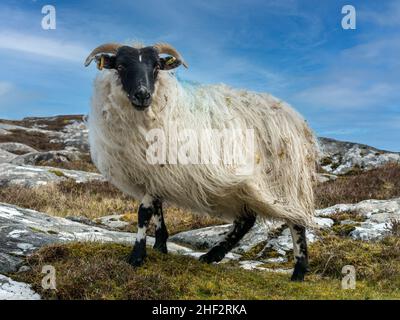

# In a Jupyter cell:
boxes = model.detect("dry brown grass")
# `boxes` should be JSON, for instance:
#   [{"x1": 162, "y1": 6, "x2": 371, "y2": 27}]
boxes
[
  {"x1": 0, "y1": 129, "x2": 64, "y2": 152},
  {"x1": 0, "y1": 180, "x2": 222, "y2": 235},
  {"x1": 37, "y1": 154, "x2": 99, "y2": 173},
  {"x1": 315, "y1": 163, "x2": 400, "y2": 208},
  {"x1": 387, "y1": 219, "x2": 400, "y2": 237},
  {"x1": 309, "y1": 236, "x2": 400, "y2": 289}
]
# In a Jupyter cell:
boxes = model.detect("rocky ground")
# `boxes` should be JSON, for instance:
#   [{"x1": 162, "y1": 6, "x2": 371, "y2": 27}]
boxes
[{"x1": 0, "y1": 115, "x2": 399, "y2": 299}]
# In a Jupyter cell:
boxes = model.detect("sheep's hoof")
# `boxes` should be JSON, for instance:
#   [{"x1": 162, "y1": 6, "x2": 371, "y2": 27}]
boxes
[
  {"x1": 127, "y1": 242, "x2": 146, "y2": 267},
  {"x1": 199, "y1": 246, "x2": 226, "y2": 264},
  {"x1": 290, "y1": 261, "x2": 309, "y2": 282},
  {"x1": 153, "y1": 242, "x2": 168, "y2": 254},
  {"x1": 290, "y1": 272, "x2": 305, "y2": 282},
  {"x1": 127, "y1": 255, "x2": 145, "y2": 267}
]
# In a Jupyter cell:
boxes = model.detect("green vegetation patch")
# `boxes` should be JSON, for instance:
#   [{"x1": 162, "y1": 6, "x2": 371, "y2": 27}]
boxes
[{"x1": 11, "y1": 240, "x2": 400, "y2": 300}]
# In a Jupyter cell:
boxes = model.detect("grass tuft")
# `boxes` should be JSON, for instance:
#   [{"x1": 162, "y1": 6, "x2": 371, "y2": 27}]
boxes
[
  {"x1": 315, "y1": 163, "x2": 400, "y2": 208},
  {"x1": 309, "y1": 236, "x2": 400, "y2": 290}
]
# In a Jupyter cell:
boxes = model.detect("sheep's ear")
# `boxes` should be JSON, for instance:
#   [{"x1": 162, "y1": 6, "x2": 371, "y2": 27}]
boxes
[
  {"x1": 95, "y1": 55, "x2": 116, "y2": 70},
  {"x1": 159, "y1": 56, "x2": 182, "y2": 70}
]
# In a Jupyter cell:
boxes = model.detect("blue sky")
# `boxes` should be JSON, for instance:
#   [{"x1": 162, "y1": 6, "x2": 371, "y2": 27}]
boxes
[{"x1": 0, "y1": 0, "x2": 399, "y2": 151}]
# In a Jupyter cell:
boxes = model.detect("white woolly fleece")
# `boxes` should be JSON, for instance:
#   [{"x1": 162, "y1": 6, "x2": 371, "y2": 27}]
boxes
[{"x1": 88, "y1": 70, "x2": 318, "y2": 226}]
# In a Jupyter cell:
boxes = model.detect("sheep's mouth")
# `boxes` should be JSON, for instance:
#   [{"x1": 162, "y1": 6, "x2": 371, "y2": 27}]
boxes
[{"x1": 131, "y1": 102, "x2": 150, "y2": 111}]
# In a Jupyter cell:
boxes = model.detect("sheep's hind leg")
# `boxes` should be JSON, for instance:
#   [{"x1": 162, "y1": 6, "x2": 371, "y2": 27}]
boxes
[
  {"x1": 288, "y1": 223, "x2": 309, "y2": 281},
  {"x1": 128, "y1": 194, "x2": 155, "y2": 267},
  {"x1": 199, "y1": 210, "x2": 256, "y2": 264},
  {"x1": 152, "y1": 199, "x2": 169, "y2": 254}
]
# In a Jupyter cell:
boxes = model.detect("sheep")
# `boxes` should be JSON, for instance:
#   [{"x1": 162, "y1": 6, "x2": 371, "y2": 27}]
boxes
[{"x1": 84, "y1": 42, "x2": 318, "y2": 281}]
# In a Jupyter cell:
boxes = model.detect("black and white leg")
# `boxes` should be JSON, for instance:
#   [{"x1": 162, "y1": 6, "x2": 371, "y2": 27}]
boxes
[
  {"x1": 288, "y1": 223, "x2": 309, "y2": 281},
  {"x1": 199, "y1": 209, "x2": 256, "y2": 264},
  {"x1": 128, "y1": 194, "x2": 155, "y2": 267},
  {"x1": 152, "y1": 198, "x2": 169, "y2": 254}
]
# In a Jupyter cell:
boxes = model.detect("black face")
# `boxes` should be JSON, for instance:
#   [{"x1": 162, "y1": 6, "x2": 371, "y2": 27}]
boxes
[
  {"x1": 98, "y1": 46, "x2": 182, "y2": 110},
  {"x1": 114, "y1": 46, "x2": 158, "y2": 110}
]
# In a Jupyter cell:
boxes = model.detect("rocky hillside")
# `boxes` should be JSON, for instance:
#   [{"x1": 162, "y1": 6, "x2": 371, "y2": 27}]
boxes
[{"x1": 0, "y1": 115, "x2": 399, "y2": 299}]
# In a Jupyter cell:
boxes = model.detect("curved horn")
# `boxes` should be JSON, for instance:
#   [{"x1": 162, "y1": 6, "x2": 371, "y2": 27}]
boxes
[
  {"x1": 84, "y1": 43, "x2": 122, "y2": 67},
  {"x1": 153, "y1": 43, "x2": 188, "y2": 68}
]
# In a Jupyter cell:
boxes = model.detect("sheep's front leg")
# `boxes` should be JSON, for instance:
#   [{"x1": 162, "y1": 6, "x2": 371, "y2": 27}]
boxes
[
  {"x1": 152, "y1": 199, "x2": 169, "y2": 254},
  {"x1": 128, "y1": 194, "x2": 155, "y2": 267},
  {"x1": 199, "y1": 212, "x2": 256, "y2": 263},
  {"x1": 288, "y1": 223, "x2": 309, "y2": 281}
]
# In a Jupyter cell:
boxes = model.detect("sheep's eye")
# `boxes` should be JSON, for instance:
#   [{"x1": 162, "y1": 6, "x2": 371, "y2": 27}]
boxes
[
  {"x1": 117, "y1": 65, "x2": 125, "y2": 71},
  {"x1": 154, "y1": 65, "x2": 160, "y2": 77}
]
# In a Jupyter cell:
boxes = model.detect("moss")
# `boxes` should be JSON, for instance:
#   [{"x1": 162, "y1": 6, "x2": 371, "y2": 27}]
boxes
[
  {"x1": 239, "y1": 241, "x2": 268, "y2": 260},
  {"x1": 331, "y1": 223, "x2": 359, "y2": 237},
  {"x1": 330, "y1": 211, "x2": 366, "y2": 224},
  {"x1": 11, "y1": 241, "x2": 400, "y2": 300},
  {"x1": 29, "y1": 227, "x2": 47, "y2": 234},
  {"x1": 49, "y1": 169, "x2": 65, "y2": 177}
]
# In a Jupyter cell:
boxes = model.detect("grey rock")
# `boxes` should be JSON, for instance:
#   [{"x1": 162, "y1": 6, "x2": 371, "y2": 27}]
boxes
[
  {"x1": 170, "y1": 220, "x2": 283, "y2": 254},
  {"x1": 350, "y1": 222, "x2": 389, "y2": 241},
  {"x1": 17, "y1": 266, "x2": 31, "y2": 273},
  {"x1": 238, "y1": 260, "x2": 292, "y2": 273},
  {"x1": 170, "y1": 216, "x2": 332, "y2": 258},
  {"x1": 170, "y1": 224, "x2": 231, "y2": 250},
  {"x1": 51, "y1": 121, "x2": 89, "y2": 152},
  {"x1": 0, "y1": 149, "x2": 17, "y2": 164},
  {"x1": 0, "y1": 275, "x2": 40, "y2": 300},
  {"x1": 0, "y1": 122, "x2": 61, "y2": 138},
  {"x1": 0, "y1": 163, "x2": 104, "y2": 187},
  {"x1": 314, "y1": 217, "x2": 334, "y2": 229},
  {"x1": 317, "y1": 173, "x2": 337, "y2": 183},
  {"x1": 0, "y1": 123, "x2": 29, "y2": 131},
  {"x1": 0, "y1": 202, "x2": 200, "y2": 273},
  {"x1": 264, "y1": 228, "x2": 317, "y2": 255},
  {"x1": 318, "y1": 137, "x2": 400, "y2": 175},
  {"x1": 317, "y1": 198, "x2": 400, "y2": 240},
  {"x1": 239, "y1": 260, "x2": 266, "y2": 270},
  {"x1": 65, "y1": 216, "x2": 100, "y2": 227},
  {"x1": 95, "y1": 214, "x2": 130, "y2": 230},
  {"x1": 0, "y1": 142, "x2": 37, "y2": 155},
  {"x1": 316, "y1": 198, "x2": 400, "y2": 219},
  {"x1": 264, "y1": 256, "x2": 288, "y2": 264},
  {"x1": 11, "y1": 150, "x2": 83, "y2": 166}
]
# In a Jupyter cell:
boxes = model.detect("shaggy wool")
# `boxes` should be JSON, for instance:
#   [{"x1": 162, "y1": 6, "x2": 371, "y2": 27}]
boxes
[{"x1": 88, "y1": 69, "x2": 318, "y2": 226}]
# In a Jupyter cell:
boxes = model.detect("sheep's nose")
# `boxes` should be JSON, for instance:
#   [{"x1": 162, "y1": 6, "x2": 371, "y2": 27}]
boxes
[{"x1": 134, "y1": 87, "x2": 151, "y2": 105}]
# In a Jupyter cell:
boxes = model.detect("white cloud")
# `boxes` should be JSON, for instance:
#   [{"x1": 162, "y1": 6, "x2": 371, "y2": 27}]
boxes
[
  {"x1": 296, "y1": 80, "x2": 397, "y2": 109},
  {"x1": 0, "y1": 31, "x2": 88, "y2": 62},
  {"x1": 0, "y1": 81, "x2": 13, "y2": 96}
]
